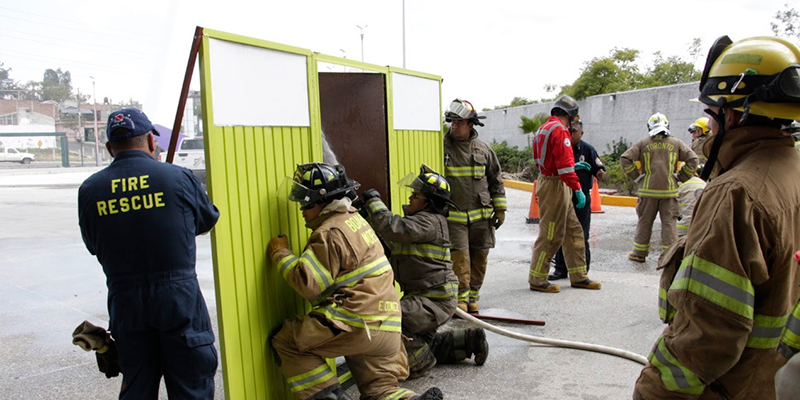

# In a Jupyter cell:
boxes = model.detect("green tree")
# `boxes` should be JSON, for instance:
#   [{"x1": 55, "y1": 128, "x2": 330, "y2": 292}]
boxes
[
  {"x1": 519, "y1": 113, "x2": 548, "y2": 134},
  {"x1": 641, "y1": 52, "x2": 701, "y2": 88},
  {"x1": 565, "y1": 48, "x2": 643, "y2": 99},
  {"x1": 771, "y1": 4, "x2": 800, "y2": 42},
  {"x1": 484, "y1": 96, "x2": 538, "y2": 111},
  {"x1": 40, "y1": 68, "x2": 73, "y2": 102}
]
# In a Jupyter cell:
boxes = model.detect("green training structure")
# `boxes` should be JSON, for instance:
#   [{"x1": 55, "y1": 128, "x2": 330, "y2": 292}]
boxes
[{"x1": 196, "y1": 28, "x2": 444, "y2": 399}]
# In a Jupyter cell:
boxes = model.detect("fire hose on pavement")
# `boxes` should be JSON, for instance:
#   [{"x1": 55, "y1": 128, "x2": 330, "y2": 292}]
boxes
[{"x1": 453, "y1": 308, "x2": 649, "y2": 366}]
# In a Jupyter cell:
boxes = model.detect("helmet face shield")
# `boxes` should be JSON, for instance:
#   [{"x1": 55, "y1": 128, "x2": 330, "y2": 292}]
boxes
[
  {"x1": 700, "y1": 35, "x2": 734, "y2": 93},
  {"x1": 774, "y1": 66, "x2": 800, "y2": 100},
  {"x1": 444, "y1": 99, "x2": 486, "y2": 126}
]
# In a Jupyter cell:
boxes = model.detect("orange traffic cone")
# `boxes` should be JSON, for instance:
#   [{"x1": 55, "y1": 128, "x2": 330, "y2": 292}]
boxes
[
  {"x1": 526, "y1": 181, "x2": 540, "y2": 224},
  {"x1": 591, "y1": 177, "x2": 604, "y2": 214}
]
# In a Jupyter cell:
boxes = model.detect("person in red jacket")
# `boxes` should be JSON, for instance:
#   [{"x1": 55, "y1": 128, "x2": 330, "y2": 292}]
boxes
[{"x1": 528, "y1": 95, "x2": 602, "y2": 293}]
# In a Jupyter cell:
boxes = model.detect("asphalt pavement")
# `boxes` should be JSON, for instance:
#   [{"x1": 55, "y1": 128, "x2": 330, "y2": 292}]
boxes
[{"x1": 0, "y1": 169, "x2": 667, "y2": 399}]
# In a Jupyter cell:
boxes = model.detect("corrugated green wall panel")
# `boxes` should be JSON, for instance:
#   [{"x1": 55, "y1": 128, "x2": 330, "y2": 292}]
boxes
[{"x1": 388, "y1": 130, "x2": 444, "y2": 214}]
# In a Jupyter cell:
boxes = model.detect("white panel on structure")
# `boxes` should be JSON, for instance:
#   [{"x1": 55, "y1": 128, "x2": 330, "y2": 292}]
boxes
[
  {"x1": 208, "y1": 38, "x2": 310, "y2": 126},
  {"x1": 392, "y1": 73, "x2": 440, "y2": 131}
]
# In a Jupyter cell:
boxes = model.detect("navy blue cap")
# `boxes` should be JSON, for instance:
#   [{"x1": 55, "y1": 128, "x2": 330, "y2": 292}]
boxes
[{"x1": 106, "y1": 108, "x2": 158, "y2": 142}]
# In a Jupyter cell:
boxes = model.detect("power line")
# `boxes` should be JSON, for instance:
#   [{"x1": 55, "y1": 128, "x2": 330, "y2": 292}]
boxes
[
  {"x1": 0, "y1": 33, "x2": 154, "y2": 61},
  {"x1": 0, "y1": 5, "x2": 160, "y2": 40},
  {"x1": 0, "y1": 49, "x2": 152, "y2": 75},
  {"x1": 0, "y1": 28, "x2": 156, "y2": 57},
  {"x1": 0, "y1": 14, "x2": 158, "y2": 44}
]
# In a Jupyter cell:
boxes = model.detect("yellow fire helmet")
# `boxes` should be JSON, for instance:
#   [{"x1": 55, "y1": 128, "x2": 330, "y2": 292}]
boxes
[
  {"x1": 699, "y1": 35, "x2": 800, "y2": 121},
  {"x1": 688, "y1": 117, "x2": 710, "y2": 135}
]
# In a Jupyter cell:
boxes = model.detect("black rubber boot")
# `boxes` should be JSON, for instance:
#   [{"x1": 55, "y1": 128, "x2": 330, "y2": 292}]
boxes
[
  {"x1": 466, "y1": 328, "x2": 489, "y2": 366},
  {"x1": 407, "y1": 341, "x2": 437, "y2": 379},
  {"x1": 307, "y1": 384, "x2": 354, "y2": 400},
  {"x1": 409, "y1": 387, "x2": 444, "y2": 400}
]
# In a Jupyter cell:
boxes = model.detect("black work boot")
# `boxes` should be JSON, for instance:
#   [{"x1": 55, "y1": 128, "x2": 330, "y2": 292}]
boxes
[
  {"x1": 407, "y1": 342, "x2": 437, "y2": 379},
  {"x1": 308, "y1": 384, "x2": 354, "y2": 400},
  {"x1": 409, "y1": 387, "x2": 444, "y2": 400},
  {"x1": 466, "y1": 328, "x2": 489, "y2": 366}
]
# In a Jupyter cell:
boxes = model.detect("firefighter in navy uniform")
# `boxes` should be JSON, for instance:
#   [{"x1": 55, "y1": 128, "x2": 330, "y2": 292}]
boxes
[
  {"x1": 443, "y1": 99, "x2": 507, "y2": 314},
  {"x1": 268, "y1": 163, "x2": 442, "y2": 400},
  {"x1": 633, "y1": 36, "x2": 800, "y2": 400},
  {"x1": 362, "y1": 165, "x2": 489, "y2": 379},
  {"x1": 78, "y1": 108, "x2": 220, "y2": 399}
]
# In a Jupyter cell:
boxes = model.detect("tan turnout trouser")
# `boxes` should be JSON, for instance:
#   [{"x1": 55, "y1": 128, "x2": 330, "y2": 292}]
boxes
[
  {"x1": 449, "y1": 219, "x2": 493, "y2": 304},
  {"x1": 631, "y1": 197, "x2": 679, "y2": 258},
  {"x1": 272, "y1": 315, "x2": 414, "y2": 400},
  {"x1": 528, "y1": 176, "x2": 588, "y2": 286}
]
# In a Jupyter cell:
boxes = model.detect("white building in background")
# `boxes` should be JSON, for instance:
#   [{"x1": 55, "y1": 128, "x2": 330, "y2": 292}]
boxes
[{"x1": 0, "y1": 101, "x2": 58, "y2": 149}]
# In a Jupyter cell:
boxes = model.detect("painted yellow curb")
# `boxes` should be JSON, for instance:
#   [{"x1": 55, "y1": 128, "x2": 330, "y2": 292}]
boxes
[{"x1": 502, "y1": 179, "x2": 637, "y2": 207}]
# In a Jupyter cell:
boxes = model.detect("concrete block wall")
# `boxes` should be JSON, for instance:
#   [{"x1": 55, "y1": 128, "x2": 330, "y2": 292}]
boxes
[{"x1": 477, "y1": 82, "x2": 707, "y2": 154}]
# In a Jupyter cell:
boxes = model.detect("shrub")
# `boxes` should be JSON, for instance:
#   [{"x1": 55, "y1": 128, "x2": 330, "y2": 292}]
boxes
[
  {"x1": 491, "y1": 141, "x2": 538, "y2": 182},
  {"x1": 599, "y1": 137, "x2": 636, "y2": 195}
]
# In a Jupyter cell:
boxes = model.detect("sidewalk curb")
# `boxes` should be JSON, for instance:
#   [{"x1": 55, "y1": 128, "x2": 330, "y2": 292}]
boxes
[{"x1": 502, "y1": 179, "x2": 637, "y2": 207}]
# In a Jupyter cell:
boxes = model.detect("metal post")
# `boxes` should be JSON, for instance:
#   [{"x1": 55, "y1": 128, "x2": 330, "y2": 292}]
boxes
[
  {"x1": 356, "y1": 25, "x2": 368, "y2": 63},
  {"x1": 77, "y1": 89, "x2": 84, "y2": 167},
  {"x1": 91, "y1": 77, "x2": 101, "y2": 165},
  {"x1": 402, "y1": 0, "x2": 406, "y2": 68},
  {"x1": 339, "y1": 49, "x2": 346, "y2": 72}
]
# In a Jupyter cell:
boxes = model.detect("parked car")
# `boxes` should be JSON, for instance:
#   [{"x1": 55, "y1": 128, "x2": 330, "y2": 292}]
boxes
[
  {"x1": 0, "y1": 147, "x2": 35, "y2": 164},
  {"x1": 158, "y1": 138, "x2": 206, "y2": 186}
]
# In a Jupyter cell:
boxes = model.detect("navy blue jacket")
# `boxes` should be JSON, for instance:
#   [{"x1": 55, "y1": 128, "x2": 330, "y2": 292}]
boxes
[
  {"x1": 78, "y1": 150, "x2": 219, "y2": 280},
  {"x1": 573, "y1": 140, "x2": 605, "y2": 195}
]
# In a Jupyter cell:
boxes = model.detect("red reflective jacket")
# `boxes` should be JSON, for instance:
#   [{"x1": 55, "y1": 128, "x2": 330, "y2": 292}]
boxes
[{"x1": 532, "y1": 116, "x2": 581, "y2": 191}]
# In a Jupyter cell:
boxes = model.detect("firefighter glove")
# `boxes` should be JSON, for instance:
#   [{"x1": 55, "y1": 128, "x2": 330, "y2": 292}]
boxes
[
  {"x1": 575, "y1": 161, "x2": 591, "y2": 171},
  {"x1": 96, "y1": 338, "x2": 121, "y2": 378},
  {"x1": 71, "y1": 321, "x2": 120, "y2": 378},
  {"x1": 268, "y1": 235, "x2": 289, "y2": 259},
  {"x1": 573, "y1": 190, "x2": 587, "y2": 209},
  {"x1": 490, "y1": 210, "x2": 505, "y2": 229},
  {"x1": 362, "y1": 188, "x2": 381, "y2": 202}
]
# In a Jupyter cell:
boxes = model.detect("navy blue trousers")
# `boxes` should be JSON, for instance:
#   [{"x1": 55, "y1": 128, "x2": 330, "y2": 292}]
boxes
[
  {"x1": 554, "y1": 196, "x2": 592, "y2": 274},
  {"x1": 108, "y1": 269, "x2": 217, "y2": 400}
]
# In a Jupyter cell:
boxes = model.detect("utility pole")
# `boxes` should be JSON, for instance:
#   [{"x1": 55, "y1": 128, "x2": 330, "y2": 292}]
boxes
[
  {"x1": 90, "y1": 76, "x2": 101, "y2": 166},
  {"x1": 356, "y1": 25, "x2": 368, "y2": 63},
  {"x1": 77, "y1": 89, "x2": 84, "y2": 167},
  {"x1": 339, "y1": 49, "x2": 346, "y2": 72},
  {"x1": 402, "y1": 0, "x2": 406, "y2": 68}
]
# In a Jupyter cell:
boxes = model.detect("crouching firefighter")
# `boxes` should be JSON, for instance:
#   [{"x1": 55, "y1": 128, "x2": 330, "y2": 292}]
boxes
[
  {"x1": 362, "y1": 165, "x2": 489, "y2": 379},
  {"x1": 268, "y1": 163, "x2": 443, "y2": 400}
]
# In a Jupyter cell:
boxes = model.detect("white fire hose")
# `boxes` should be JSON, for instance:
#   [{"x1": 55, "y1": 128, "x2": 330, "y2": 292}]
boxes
[{"x1": 454, "y1": 308, "x2": 649, "y2": 365}]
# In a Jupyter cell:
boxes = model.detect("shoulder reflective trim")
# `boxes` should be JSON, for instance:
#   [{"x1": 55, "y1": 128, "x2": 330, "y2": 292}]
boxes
[
  {"x1": 649, "y1": 336, "x2": 706, "y2": 394},
  {"x1": 314, "y1": 304, "x2": 402, "y2": 333},
  {"x1": 386, "y1": 389, "x2": 414, "y2": 400},
  {"x1": 279, "y1": 255, "x2": 299, "y2": 279},
  {"x1": 659, "y1": 288, "x2": 676, "y2": 323},
  {"x1": 447, "y1": 210, "x2": 468, "y2": 224},
  {"x1": 287, "y1": 363, "x2": 335, "y2": 393},
  {"x1": 407, "y1": 282, "x2": 458, "y2": 299},
  {"x1": 534, "y1": 122, "x2": 560, "y2": 168},
  {"x1": 310, "y1": 256, "x2": 391, "y2": 305},
  {"x1": 299, "y1": 249, "x2": 333, "y2": 292},
  {"x1": 557, "y1": 167, "x2": 575, "y2": 175},
  {"x1": 492, "y1": 196, "x2": 507, "y2": 208},
  {"x1": 670, "y1": 254, "x2": 755, "y2": 319},
  {"x1": 367, "y1": 200, "x2": 388, "y2": 213},
  {"x1": 779, "y1": 302, "x2": 800, "y2": 358},
  {"x1": 746, "y1": 313, "x2": 788, "y2": 349},
  {"x1": 392, "y1": 243, "x2": 451, "y2": 261}
]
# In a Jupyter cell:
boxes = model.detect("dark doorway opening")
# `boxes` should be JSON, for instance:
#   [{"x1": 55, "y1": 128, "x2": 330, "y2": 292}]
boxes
[{"x1": 318, "y1": 72, "x2": 390, "y2": 208}]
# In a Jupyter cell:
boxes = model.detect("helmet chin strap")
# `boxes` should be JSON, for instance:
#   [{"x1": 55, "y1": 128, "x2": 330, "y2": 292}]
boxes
[{"x1": 700, "y1": 106, "x2": 727, "y2": 181}]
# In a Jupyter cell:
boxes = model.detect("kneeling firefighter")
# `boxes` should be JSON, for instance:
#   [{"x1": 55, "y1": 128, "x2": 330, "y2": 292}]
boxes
[
  {"x1": 362, "y1": 165, "x2": 489, "y2": 378},
  {"x1": 268, "y1": 163, "x2": 442, "y2": 400}
]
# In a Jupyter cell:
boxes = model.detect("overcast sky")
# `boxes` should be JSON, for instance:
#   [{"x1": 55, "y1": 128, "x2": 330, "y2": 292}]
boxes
[{"x1": 0, "y1": 0, "x2": 794, "y2": 124}]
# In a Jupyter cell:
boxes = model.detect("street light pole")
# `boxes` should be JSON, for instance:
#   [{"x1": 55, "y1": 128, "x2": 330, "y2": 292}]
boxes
[
  {"x1": 356, "y1": 25, "x2": 368, "y2": 63},
  {"x1": 402, "y1": 0, "x2": 406, "y2": 68},
  {"x1": 90, "y1": 76, "x2": 101, "y2": 166}
]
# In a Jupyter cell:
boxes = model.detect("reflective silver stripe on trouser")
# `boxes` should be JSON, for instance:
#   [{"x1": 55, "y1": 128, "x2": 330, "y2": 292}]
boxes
[{"x1": 534, "y1": 122, "x2": 559, "y2": 169}]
